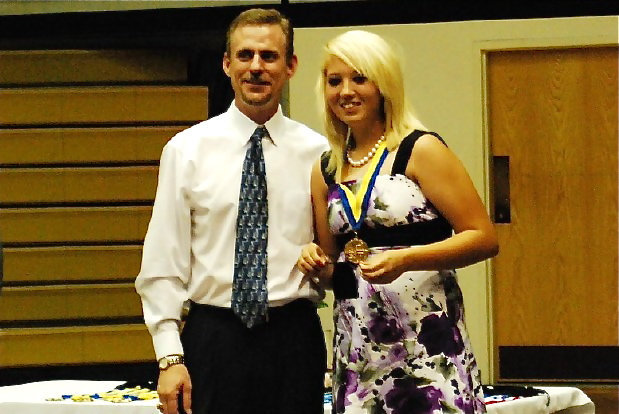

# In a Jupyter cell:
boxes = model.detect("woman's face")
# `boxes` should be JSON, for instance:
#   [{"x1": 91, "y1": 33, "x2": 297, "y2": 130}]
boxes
[{"x1": 324, "y1": 56, "x2": 382, "y2": 129}]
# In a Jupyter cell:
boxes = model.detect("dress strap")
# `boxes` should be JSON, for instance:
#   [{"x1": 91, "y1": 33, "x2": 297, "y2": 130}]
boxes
[{"x1": 390, "y1": 130, "x2": 447, "y2": 176}]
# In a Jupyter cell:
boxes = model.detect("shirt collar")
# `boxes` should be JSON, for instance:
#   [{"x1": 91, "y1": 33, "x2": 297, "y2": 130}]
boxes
[{"x1": 227, "y1": 102, "x2": 285, "y2": 146}]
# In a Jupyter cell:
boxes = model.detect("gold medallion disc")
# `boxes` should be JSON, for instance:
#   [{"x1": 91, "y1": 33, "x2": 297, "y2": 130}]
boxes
[{"x1": 344, "y1": 237, "x2": 370, "y2": 264}]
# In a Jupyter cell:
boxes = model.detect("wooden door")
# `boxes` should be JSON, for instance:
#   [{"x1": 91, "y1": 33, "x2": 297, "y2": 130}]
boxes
[{"x1": 488, "y1": 46, "x2": 618, "y2": 382}]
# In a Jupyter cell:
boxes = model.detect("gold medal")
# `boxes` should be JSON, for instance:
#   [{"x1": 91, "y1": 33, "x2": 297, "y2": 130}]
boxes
[{"x1": 344, "y1": 237, "x2": 370, "y2": 264}]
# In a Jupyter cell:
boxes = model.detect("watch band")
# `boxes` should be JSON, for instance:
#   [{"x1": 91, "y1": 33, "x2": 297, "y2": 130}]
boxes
[{"x1": 158, "y1": 354, "x2": 185, "y2": 371}]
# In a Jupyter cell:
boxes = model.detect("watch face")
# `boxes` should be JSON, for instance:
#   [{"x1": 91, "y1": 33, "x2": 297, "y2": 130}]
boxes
[{"x1": 159, "y1": 355, "x2": 183, "y2": 370}]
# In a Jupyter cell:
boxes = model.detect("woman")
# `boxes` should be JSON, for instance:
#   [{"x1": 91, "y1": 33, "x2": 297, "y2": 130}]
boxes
[{"x1": 298, "y1": 30, "x2": 498, "y2": 413}]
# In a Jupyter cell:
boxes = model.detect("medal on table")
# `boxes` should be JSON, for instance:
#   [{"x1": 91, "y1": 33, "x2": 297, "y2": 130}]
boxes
[{"x1": 338, "y1": 142, "x2": 389, "y2": 264}]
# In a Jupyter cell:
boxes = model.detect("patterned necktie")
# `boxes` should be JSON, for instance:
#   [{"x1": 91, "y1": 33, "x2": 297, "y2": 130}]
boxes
[{"x1": 231, "y1": 125, "x2": 269, "y2": 328}]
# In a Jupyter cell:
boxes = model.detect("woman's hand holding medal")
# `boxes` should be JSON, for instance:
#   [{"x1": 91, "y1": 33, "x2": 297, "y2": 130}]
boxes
[{"x1": 358, "y1": 249, "x2": 407, "y2": 284}]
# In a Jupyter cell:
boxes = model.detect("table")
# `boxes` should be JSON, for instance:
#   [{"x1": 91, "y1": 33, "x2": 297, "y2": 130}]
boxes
[
  {"x1": 0, "y1": 380, "x2": 594, "y2": 414},
  {"x1": 483, "y1": 386, "x2": 594, "y2": 414},
  {"x1": 0, "y1": 381, "x2": 158, "y2": 414}
]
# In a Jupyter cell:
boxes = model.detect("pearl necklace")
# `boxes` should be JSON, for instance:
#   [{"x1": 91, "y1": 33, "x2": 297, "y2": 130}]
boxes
[{"x1": 346, "y1": 135, "x2": 386, "y2": 168}]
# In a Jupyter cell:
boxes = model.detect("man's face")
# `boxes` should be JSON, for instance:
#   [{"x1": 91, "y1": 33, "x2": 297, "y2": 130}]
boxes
[{"x1": 223, "y1": 24, "x2": 297, "y2": 119}]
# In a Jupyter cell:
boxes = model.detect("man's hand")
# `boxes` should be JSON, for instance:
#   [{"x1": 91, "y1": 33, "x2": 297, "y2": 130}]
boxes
[{"x1": 157, "y1": 364, "x2": 192, "y2": 414}]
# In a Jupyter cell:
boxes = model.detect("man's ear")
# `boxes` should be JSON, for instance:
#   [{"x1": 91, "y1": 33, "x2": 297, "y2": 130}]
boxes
[
  {"x1": 287, "y1": 54, "x2": 299, "y2": 78},
  {"x1": 222, "y1": 52, "x2": 231, "y2": 77}
]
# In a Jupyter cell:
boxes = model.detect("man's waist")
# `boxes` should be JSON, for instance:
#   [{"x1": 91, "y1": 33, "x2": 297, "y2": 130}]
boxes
[
  {"x1": 188, "y1": 298, "x2": 318, "y2": 317},
  {"x1": 190, "y1": 294, "x2": 321, "y2": 309}
]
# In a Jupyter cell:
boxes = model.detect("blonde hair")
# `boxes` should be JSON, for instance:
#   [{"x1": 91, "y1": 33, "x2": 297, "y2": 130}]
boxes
[{"x1": 317, "y1": 30, "x2": 425, "y2": 176}]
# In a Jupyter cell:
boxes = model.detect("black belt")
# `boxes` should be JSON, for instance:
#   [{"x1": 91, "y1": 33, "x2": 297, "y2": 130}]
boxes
[
  {"x1": 335, "y1": 219, "x2": 452, "y2": 251},
  {"x1": 189, "y1": 298, "x2": 316, "y2": 320}
]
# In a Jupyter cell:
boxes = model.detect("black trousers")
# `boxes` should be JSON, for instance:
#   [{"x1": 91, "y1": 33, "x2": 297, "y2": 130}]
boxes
[{"x1": 180, "y1": 299, "x2": 327, "y2": 414}]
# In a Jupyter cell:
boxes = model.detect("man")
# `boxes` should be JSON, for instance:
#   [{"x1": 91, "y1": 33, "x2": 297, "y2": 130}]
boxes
[{"x1": 135, "y1": 8, "x2": 328, "y2": 414}]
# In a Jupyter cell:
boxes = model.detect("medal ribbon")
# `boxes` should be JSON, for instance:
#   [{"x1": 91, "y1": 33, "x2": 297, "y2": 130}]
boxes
[{"x1": 338, "y1": 142, "x2": 389, "y2": 231}]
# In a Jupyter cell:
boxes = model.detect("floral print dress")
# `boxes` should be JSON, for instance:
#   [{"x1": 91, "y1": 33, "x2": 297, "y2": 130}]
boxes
[{"x1": 326, "y1": 132, "x2": 486, "y2": 414}]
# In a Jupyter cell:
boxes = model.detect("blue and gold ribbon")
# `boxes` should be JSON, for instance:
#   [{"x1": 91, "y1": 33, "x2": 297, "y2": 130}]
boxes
[{"x1": 338, "y1": 142, "x2": 389, "y2": 231}]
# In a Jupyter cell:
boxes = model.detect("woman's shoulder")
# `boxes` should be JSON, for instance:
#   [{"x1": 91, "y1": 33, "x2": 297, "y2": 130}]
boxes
[{"x1": 391, "y1": 130, "x2": 448, "y2": 177}]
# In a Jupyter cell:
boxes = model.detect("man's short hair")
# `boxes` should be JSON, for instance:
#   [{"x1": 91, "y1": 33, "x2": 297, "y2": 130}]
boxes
[{"x1": 226, "y1": 8, "x2": 294, "y2": 64}]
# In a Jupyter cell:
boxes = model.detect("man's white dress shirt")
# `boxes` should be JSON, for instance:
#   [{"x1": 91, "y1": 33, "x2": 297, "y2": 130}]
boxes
[{"x1": 135, "y1": 103, "x2": 328, "y2": 359}]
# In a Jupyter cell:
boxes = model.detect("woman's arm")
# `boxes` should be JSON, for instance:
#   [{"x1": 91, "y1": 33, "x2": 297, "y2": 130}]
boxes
[
  {"x1": 360, "y1": 133, "x2": 498, "y2": 283},
  {"x1": 297, "y1": 159, "x2": 339, "y2": 282}
]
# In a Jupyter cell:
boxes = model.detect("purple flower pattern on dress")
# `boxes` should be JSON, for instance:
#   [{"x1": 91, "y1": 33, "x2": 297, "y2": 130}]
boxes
[
  {"x1": 455, "y1": 393, "x2": 484, "y2": 414},
  {"x1": 368, "y1": 313, "x2": 405, "y2": 344},
  {"x1": 418, "y1": 313, "x2": 465, "y2": 357},
  {"x1": 385, "y1": 378, "x2": 444, "y2": 414},
  {"x1": 335, "y1": 369, "x2": 359, "y2": 412}
]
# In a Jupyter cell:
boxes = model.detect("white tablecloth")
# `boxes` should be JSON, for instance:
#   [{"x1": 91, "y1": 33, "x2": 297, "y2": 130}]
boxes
[
  {"x1": 483, "y1": 386, "x2": 594, "y2": 414},
  {"x1": 0, "y1": 381, "x2": 158, "y2": 414},
  {"x1": 0, "y1": 380, "x2": 594, "y2": 414}
]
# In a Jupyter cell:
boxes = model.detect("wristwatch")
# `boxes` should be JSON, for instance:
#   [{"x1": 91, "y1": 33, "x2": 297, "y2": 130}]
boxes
[{"x1": 158, "y1": 354, "x2": 185, "y2": 371}]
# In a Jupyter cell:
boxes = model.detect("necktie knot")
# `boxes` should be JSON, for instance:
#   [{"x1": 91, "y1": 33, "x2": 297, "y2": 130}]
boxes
[{"x1": 251, "y1": 126, "x2": 268, "y2": 144}]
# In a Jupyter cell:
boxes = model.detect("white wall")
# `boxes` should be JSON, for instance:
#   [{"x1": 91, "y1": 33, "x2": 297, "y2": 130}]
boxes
[{"x1": 291, "y1": 15, "x2": 618, "y2": 382}]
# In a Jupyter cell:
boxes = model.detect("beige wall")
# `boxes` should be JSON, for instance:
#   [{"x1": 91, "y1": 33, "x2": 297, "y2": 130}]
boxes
[{"x1": 291, "y1": 16, "x2": 618, "y2": 382}]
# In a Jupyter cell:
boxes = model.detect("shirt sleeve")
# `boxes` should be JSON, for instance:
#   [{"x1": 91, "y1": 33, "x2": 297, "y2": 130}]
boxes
[{"x1": 135, "y1": 140, "x2": 192, "y2": 360}]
